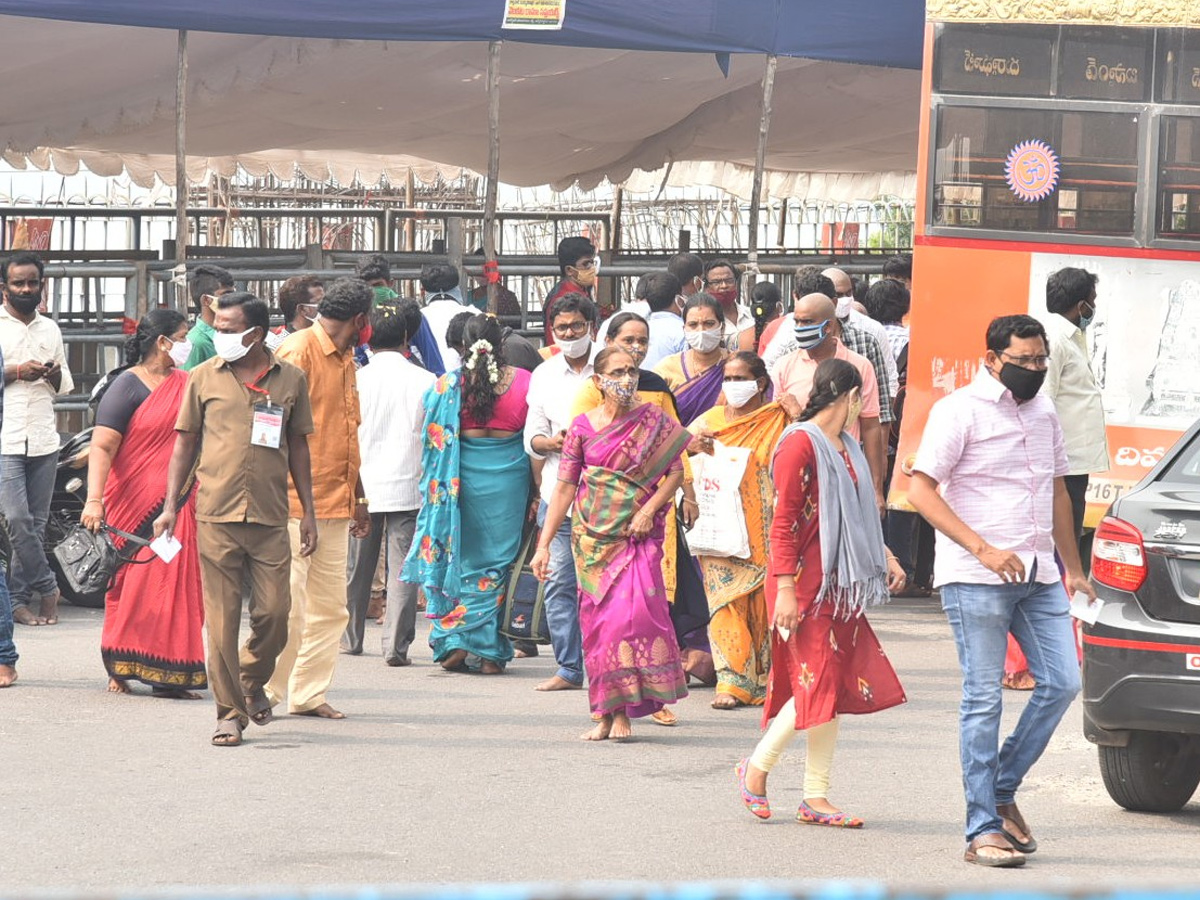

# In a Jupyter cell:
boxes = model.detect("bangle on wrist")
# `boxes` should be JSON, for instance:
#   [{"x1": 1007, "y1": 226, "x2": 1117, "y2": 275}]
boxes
[
  {"x1": 85, "y1": 498, "x2": 104, "y2": 506},
  {"x1": 356, "y1": 497, "x2": 369, "y2": 505}
]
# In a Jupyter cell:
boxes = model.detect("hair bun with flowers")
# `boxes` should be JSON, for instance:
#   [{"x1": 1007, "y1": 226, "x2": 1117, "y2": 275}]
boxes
[{"x1": 465, "y1": 338, "x2": 500, "y2": 385}]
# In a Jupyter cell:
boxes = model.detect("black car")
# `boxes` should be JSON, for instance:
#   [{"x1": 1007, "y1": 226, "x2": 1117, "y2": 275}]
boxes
[{"x1": 1084, "y1": 423, "x2": 1200, "y2": 812}]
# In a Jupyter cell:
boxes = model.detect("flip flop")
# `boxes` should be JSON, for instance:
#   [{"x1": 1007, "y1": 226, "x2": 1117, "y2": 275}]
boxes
[
  {"x1": 964, "y1": 832, "x2": 1025, "y2": 867},
  {"x1": 650, "y1": 708, "x2": 678, "y2": 726},
  {"x1": 997, "y1": 802, "x2": 1038, "y2": 853},
  {"x1": 245, "y1": 688, "x2": 274, "y2": 726},
  {"x1": 211, "y1": 719, "x2": 244, "y2": 747}
]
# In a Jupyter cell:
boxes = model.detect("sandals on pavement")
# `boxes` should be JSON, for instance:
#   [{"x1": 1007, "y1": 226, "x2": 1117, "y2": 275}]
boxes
[
  {"x1": 650, "y1": 708, "x2": 678, "y2": 726},
  {"x1": 245, "y1": 688, "x2": 274, "y2": 726},
  {"x1": 211, "y1": 718, "x2": 244, "y2": 747},
  {"x1": 735, "y1": 758, "x2": 771, "y2": 820},
  {"x1": 796, "y1": 800, "x2": 864, "y2": 828},
  {"x1": 964, "y1": 832, "x2": 1026, "y2": 867},
  {"x1": 997, "y1": 801, "x2": 1038, "y2": 853}
]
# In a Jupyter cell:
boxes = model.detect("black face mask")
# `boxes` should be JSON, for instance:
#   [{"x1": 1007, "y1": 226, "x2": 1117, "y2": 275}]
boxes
[
  {"x1": 6, "y1": 293, "x2": 40, "y2": 315},
  {"x1": 998, "y1": 362, "x2": 1046, "y2": 401}
]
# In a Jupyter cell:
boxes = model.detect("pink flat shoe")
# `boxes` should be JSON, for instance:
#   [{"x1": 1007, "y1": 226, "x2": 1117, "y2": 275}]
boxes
[
  {"x1": 796, "y1": 800, "x2": 863, "y2": 828},
  {"x1": 735, "y1": 758, "x2": 771, "y2": 820}
]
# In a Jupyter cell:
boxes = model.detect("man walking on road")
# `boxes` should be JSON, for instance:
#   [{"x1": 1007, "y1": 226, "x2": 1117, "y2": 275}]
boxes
[
  {"x1": 156, "y1": 291, "x2": 318, "y2": 747},
  {"x1": 909, "y1": 314, "x2": 1094, "y2": 868},
  {"x1": 182, "y1": 264, "x2": 235, "y2": 370},
  {"x1": 343, "y1": 299, "x2": 433, "y2": 665},
  {"x1": 0, "y1": 252, "x2": 74, "y2": 627},
  {"x1": 267, "y1": 278, "x2": 372, "y2": 719},
  {"x1": 0, "y1": 349, "x2": 15, "y2": 686}
]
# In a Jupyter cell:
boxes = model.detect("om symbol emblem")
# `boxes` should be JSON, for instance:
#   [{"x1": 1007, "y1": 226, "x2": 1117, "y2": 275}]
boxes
[{"x1": 1004, "y1": 140, "x2": 1060, "y2": 203}]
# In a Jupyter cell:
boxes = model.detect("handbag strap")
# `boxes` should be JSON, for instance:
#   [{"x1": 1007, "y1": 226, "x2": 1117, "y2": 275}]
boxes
[{"x1": 102, "y1": 522, "x2": 152, "y2": 547}]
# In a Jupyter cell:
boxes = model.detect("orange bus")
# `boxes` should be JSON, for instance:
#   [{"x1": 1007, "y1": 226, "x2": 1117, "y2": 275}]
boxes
[{"x1": 894, "y1": 7, "x2": 1200, "y2": 529}]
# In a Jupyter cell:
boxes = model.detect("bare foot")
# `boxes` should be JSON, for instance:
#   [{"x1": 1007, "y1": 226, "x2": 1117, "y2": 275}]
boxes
[
  {"x1": 38, "y1": 591, "x2": 60, "y2": 625},
  {"x1": 581, "y1": 715, "x2": 613, "y2": 741},
  {"x1": 441, "y1": 649, "x2": 469, "y2": 672},
  {"x1": 107, "y1": 677, "x2": 131, "y2": 694},
  {"x1": 12, "y1": 606, "x2": 44, "y2": 626},
  {"x1": 610, "y1": 710, "x2": 633, "y2": 741},
  {"x1": 293, "y1": 702, "x2": 346, "y2": 719},
  {"x1": 0, "y1": 665, "x2": 16, "y2": 688},
  {"x1": 712, "y1": 693, "x2": 741, "y2": 710},
  {"x1": 152, "y1": 687, "x2": 203, "y2": 700},
  {"x1": 535, "y1": 675, "x2": 581, "y2": 691},
  {"x1": 480, "y1": 660, "x2": 505, "y2": 675}
]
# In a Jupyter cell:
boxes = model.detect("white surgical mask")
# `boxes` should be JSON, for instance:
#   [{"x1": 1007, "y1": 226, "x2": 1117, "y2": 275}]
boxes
[
  {"x1": 555, "y1": 333, "x2": 591, "y2": 359},
  {"x1": 835, "y1": 296, "x2": 854, "y2": 320},
  {"x1": 722, "y1": 380, "x2": 760, "y2": 409},
  {"x1": 684, "y1": 328, "x2": 723, "y2": 354},
  {"x1": 213, "y1": 327, "x2": 255, "y2": 363},
  {"x1": 165, "y1": 338, "x2": 192, "y2": 367}
]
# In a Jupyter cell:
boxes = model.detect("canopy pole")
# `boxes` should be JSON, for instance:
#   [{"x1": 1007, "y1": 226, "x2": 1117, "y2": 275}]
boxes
[
  {"x1": 744, "y1": 53, "x2": 777, "y2": 292},
  {"x1": 174, "y1": 29, "x2": 188, "y2": 312},
  {"x1": 482, "y1": 40, "x2": 502, "y2": 315}
]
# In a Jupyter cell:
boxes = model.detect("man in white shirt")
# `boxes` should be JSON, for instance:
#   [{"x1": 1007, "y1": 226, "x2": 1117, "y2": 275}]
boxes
[
  {"x1": 0, "y1": 253, "x2": 74, "y2": 627},
  {"x1": 642, "y1": 271, "x2": 686, "y2": 369},
  {"x1": 419, "y1": 263, "x2": 470, "y2": 371},
  {"x1": 1040, "y1": 267, "x2": 1108, "y2": 538},
  {"x1": 343, "y1": 299, "x2": 436, "y2": 666},
  {"x1": 523, "y1": 292, "x2": 598, "y2": 691}
]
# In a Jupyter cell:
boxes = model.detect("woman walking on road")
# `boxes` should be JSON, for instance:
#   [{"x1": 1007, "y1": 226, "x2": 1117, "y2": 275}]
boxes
[
  {"x1": 533, "y1": 347, "x2": 691, "y2": 741},
  {"x1": 402, "y1": 314, "x2": 531, "y2": 674},
  {"x1": 82, "y1": 309, "x2": 207, "y2": 698},
  {"x1": 735, "y1": 358, "x2": 905, "y2": 826}
]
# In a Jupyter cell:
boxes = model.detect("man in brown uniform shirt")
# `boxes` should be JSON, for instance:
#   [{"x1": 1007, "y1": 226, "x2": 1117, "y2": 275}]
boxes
[
  {"x1": 265, "y1": 278, "x2": 372, "y2": 720},
  {"x1": 154, "y1": 292, "x2": 317, "y2": 748}
]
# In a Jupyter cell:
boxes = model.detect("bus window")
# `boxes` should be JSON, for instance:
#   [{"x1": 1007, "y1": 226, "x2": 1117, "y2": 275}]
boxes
[
  {"x1": 1158, "y1": 116, "x2": 1200, "y2": 240},
  {"x1": 932, "y1": 105, "x2": 1139, "y2": 237}
]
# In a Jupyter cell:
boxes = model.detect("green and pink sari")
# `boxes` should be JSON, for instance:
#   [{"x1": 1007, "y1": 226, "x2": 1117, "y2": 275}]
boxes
[{"x1": 559, "y1": 403, "x2": 692, "y2": 718}]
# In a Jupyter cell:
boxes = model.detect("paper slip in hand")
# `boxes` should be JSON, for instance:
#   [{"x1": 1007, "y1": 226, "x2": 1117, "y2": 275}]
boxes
[
  {"x1": 149, "y1": 533, "x2": 183, "y2": 564},
  {"x1": 1068, "y1": 590, "x2": 1103, "y2": 625},
  {"x1": 774, "y1": 624, "x2": 792, "y2": 642}
]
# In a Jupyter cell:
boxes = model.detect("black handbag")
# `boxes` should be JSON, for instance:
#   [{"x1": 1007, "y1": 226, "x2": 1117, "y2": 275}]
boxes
[
  {"x1": 500, "y1": 521, "x2": 552, "y2": 645},
  {"x1": 51, "y1": 522, "x2": 153, "y2": 596}
]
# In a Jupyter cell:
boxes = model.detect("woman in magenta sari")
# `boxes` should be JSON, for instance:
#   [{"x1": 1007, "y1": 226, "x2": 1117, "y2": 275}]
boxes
[
  {"x1": 81, "y1": 310, "x2": 206, "y2": 697},
  {"x1": 654, "y1": 293, "x2": 730, "y2": 426},
  {"x1": 533, "y1": 347, "x2": 691, "y2": 741}
]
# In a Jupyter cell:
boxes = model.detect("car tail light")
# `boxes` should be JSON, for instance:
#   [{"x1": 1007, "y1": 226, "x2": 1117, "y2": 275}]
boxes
[{"x1": 1092, "y1": 516, "x2": 1147, "y2": 592}]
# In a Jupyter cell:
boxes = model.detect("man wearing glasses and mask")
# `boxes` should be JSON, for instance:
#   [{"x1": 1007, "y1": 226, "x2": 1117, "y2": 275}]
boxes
[{"x1": 543, "y1": 237, "x2": 603, "y2": 345}]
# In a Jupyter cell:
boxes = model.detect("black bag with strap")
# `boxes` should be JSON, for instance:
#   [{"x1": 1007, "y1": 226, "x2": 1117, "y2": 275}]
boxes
[
  {"x1": 500, "y1": 518, "x2": 552, "y2": 645},
  {"x1": 52, "y1": 522, "x2": 153, "y2": 597}
]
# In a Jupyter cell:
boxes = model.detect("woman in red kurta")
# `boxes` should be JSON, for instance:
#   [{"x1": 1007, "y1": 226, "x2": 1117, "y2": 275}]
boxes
[{"x1": 735, "y1": 358, "x2": 906, "y2": 827}]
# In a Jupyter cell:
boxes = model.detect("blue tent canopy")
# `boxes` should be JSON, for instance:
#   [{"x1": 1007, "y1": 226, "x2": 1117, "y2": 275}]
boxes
[{"x1": 0, "y1": 0, "x2": 924, "y2": 69}]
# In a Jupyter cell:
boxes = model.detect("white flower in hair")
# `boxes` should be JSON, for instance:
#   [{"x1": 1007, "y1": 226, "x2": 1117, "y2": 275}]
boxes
[{"x1": 466, "y1": 339, "x2": 500, "y2": 384}]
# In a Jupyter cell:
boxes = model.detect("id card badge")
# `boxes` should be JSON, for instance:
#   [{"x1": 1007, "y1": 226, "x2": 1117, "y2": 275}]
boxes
[{"x1": 251, "y1": 401, "x2": 284, "y2": 449}]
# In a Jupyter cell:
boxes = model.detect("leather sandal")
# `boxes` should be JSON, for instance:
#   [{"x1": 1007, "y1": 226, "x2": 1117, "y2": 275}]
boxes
[
  {"x1": 244, "y1": 688, "x2": 274, "y2": 727},
  {"x1": 997, "y1": 801, "x2": 1038, "y2": 853},
  {"x1": 964, "y1": 832, "x2": 1025, "y2": 868},
  {"x1": 211, "y1": 718, "x2": 244, "y2": 747}
]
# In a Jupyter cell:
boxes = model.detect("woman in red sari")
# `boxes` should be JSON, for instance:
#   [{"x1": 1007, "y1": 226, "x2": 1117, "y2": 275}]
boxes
[
  {"x1": 81, "y1": 309, "x2": 206, "y2": 698},
  {"x1": 735, "y1": 358, "x2": 906, "y2": 827}
]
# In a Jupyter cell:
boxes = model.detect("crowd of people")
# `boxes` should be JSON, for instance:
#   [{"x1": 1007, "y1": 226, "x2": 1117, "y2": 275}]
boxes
[{"x1": 0, "y1": 241, "x2": 1108, "y2": 867}]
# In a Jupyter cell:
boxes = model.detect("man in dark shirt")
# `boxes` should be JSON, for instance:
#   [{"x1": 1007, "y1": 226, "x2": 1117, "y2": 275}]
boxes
[{"x1": 542, "y1": 237, "x2": 600, "y2": 345}]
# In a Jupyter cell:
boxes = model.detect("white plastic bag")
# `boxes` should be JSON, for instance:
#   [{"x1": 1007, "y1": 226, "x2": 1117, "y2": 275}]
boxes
[{"x1": 684, "y1": 441, "x2": 751, "y2": 558}]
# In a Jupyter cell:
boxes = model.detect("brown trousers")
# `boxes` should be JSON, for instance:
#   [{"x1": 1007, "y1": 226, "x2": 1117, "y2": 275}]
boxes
[{"x1": 196, "y1": 520, "x2": 292, "y2": 725}]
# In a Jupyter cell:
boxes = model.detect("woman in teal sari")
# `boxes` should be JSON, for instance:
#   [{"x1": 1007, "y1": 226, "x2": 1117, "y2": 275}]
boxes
[{"x1": 403, "y1": 315, "x2": 532, "y2": 673}]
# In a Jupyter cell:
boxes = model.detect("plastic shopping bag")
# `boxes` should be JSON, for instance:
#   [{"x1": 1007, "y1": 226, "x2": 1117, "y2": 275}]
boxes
[{"x1": 684, "y1": 441, "x2": 751, "y2": 558}]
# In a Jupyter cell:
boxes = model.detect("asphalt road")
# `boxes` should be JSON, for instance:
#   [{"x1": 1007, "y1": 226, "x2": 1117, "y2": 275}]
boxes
[{"x1": 1, "y1": 595, "x2": 1196, "y2": 895}]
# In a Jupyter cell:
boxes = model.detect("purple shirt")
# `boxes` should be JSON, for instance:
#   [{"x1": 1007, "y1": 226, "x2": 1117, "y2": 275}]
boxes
[{"x1": 913, "y1": 368, "x2": 1068, "y2": 587}]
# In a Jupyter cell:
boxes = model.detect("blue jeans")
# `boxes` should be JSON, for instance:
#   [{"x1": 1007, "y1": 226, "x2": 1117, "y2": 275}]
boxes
[
  {"x1": 0, "y1": 452, "x2": 59, "y2": 609},
  {"x1": 941, "y1": 580, "x2": 1080, "y2": 843},
  {"x1": 0, "y1": 566, "x2": 16, "y2": 667},
  {"x1": 538, "y1": 500, "x2": 584, "y2": 685}
]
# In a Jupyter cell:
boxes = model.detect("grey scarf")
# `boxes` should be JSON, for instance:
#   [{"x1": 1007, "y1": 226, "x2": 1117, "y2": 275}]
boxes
[{"x1": 773, "y1": 422, "x2": 890, "y2": 619}]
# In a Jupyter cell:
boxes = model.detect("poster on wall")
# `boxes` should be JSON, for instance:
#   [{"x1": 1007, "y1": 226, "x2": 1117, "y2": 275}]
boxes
[{"x1": 502, "y1": 0, "x2": 565, "y2": 29}]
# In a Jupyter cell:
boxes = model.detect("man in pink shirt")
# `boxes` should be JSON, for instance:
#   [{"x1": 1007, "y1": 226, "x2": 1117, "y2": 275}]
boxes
[
  {"x1": 771, "y1": 292, "x2": 885, "y2": 511},
  {"x1": 909, "y1": 314, "x2": 1096, "y2": 869}
]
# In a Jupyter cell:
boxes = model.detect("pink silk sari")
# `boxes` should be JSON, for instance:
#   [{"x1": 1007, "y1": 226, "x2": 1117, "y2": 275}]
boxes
[{"x1": 559, "y1": 403, "x2": 691, "y2": 718}]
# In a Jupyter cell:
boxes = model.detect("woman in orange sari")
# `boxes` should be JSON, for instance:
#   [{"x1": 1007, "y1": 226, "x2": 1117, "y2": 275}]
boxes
[
  {"x1": 690, "y1": 352, "x2": 794, "y2": 708},
  {"x1": 82, "y1": 310, "x2": 206, "y2": 697}
]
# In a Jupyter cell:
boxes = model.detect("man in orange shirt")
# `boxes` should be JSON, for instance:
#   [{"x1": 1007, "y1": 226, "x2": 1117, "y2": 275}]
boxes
[
  {"x1": 266, "y1": 278, "x2": 372, "y2": 719},
  {"x1": 771, "y1": 292, "x2": 887, "y2": 512}
]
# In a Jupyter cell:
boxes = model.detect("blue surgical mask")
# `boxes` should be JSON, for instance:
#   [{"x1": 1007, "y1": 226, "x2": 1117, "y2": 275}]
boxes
[
  {"x1": 1078, "y1": 302, "x2": 1094, "y2": 330},
  {"x1": 794, "y1": 319, "x2": 829, "y2": 350}
]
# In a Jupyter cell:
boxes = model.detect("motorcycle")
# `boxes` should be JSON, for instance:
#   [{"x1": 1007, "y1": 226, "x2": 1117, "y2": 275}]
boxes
[{"x1": 44, "y1": 428, "x2": 106, "y2": 608}]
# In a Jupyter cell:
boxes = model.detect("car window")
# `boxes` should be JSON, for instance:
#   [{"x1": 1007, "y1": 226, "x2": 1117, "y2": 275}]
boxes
[{"x1": 1159, "y1": 430, "x2": 1200, "y2": 483}]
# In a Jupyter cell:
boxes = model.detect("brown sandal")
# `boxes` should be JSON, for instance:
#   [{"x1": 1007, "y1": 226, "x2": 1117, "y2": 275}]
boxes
[
  {"x1": 964, "y1": 832, "x2": 1025, "y2": 868},
  {"x1": 997, "y1": 801, "x2": 1038, "y2": 853}
]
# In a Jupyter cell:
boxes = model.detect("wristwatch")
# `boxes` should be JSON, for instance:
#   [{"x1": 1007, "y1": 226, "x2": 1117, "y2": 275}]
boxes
[{"x1": 356, "y1": 497, "x2": 369, "y2": 506}]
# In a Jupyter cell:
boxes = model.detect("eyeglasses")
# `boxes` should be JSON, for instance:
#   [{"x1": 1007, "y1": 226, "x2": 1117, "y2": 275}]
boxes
[
  {"x1": 1001, "y1": 352, "x2": 1050, "y2": 369},
  {"x1": 704, "y1": 277, "x2": 736, "y2": 289},
  {"x1": 552, "y1": 321, "x2": 589, "y2": 337}
]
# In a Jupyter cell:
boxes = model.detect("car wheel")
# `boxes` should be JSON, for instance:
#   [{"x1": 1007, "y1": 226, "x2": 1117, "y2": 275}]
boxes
[{"x1": 1098, "y1": 731, "x2": 1200, "y2": 812}]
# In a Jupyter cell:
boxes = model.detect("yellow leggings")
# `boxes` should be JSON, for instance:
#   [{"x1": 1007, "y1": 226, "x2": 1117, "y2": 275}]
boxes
[{"x1": 749, "y1": 698, "x2": 840, "y2": 799}]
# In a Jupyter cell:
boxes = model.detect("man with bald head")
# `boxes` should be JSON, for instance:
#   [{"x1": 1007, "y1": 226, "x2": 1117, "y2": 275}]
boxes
[
  {"x1": 772, "y1": 293, "x2": 887, "y2": 512},
  {"x1": 823, "y1": 267, "x2": 898, "y2": 395}
]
